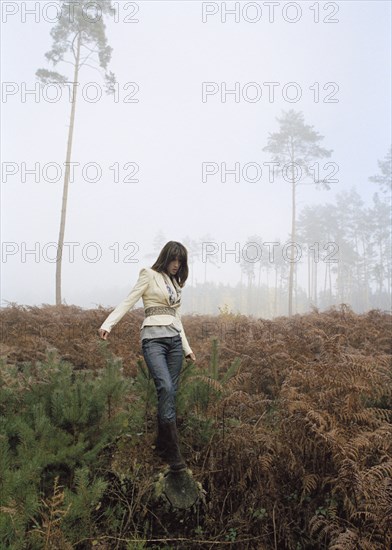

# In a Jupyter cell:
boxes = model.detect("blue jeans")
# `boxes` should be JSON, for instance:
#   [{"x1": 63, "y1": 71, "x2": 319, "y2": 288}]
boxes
[{"x1": 141, "y1": 334, "x2": 183, "y2": 423}]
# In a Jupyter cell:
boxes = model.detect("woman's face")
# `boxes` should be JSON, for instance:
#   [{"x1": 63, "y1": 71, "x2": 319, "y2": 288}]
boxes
[{"x1": 167, "y1": 257, "x2": 181, "y2": 276}]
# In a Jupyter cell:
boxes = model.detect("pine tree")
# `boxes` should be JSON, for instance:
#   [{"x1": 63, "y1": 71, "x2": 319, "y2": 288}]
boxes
[
  {"x1": 35, "y1": 0, "x2": 117, "y2": 305},
  {"x1": 263, "y1": 110, "x2": 333, "y2": 316}
]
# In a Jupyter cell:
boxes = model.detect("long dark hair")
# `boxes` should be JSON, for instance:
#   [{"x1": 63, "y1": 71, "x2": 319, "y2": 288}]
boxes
[{"x1": 151, "y1": 241, "x2": 189, "y2": 288}]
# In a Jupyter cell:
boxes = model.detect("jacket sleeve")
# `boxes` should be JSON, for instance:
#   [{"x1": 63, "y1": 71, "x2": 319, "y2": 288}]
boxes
[
  {"x1": 175, "y1": 306, "x2": 193, "y2": 357},
  {"x1": 100, "y1": 267, "x2": 151, "y2": 333}
]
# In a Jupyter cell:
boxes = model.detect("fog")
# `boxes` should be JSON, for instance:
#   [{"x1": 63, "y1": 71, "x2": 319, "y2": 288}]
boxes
[{"x1": 1, "y1": 0, "x2": 391, "y2": 316}]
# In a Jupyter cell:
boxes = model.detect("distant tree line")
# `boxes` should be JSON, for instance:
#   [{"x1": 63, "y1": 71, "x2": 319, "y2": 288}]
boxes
[{"x1": 153, "y1": 147, "x2": 391, "y2": 317}]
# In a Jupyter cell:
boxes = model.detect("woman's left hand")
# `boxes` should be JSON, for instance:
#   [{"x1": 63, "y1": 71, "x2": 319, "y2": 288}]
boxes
[{"x1": 186, "y1": 352, "x2": 196, "y2": 363}]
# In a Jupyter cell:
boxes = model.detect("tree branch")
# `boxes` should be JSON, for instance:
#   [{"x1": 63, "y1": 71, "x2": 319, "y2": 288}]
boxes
[
  {"x1": 79, "y1": 62, "x2": 104, "y2": 75},
  {"x1": 71, "y1": 31, "x2": 82, "y2": 61}
]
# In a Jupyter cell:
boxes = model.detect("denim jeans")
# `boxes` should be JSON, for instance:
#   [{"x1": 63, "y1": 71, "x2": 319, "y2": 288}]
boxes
[{"x1": 141, "y1": 334, "x2": 183, "y2": 423}]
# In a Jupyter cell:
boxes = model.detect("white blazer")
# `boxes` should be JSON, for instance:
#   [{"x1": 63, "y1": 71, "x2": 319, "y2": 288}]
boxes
[{"x1": 100, "y1": 267, "x2": 193, "y2": 357}]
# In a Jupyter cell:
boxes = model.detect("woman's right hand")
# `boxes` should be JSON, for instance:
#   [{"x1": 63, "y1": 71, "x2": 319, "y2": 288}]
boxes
[{"x1": 98, "y1": 328, "x2": 109, "y2": 340}]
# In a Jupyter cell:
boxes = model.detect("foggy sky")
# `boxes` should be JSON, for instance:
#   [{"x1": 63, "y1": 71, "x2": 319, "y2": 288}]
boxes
[{"x1": 1, "y1": 0, "x2": 391, "y2": 310}]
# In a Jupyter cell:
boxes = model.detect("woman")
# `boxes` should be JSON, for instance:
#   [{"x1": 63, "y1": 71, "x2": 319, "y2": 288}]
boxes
[{"x1": 98, "y1": 241, "x2": 196, "y2": 471}]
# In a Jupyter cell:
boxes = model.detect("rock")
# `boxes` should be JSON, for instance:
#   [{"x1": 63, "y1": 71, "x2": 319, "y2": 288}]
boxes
[{"x1": 153, "y1": 467, "x2": 206, "y2": 510}]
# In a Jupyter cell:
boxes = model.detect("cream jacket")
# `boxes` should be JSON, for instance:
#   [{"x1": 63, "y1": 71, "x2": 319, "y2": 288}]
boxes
[{"x1": 100, "y1": 267, "x2": 193, "y2": 357}]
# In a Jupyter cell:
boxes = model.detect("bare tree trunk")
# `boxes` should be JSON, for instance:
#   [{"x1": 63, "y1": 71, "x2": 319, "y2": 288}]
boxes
[
  {"x1": 362, "y1": 237, "x2": 369, "y2": 311},
  {"x1": 354, "y1": 235, "x2": 361, "y2": 309},
  {"x1": 288, "y1": 176, "x2": 296, "y2": 316},
  {"x1": 248, "y1": 274, "x2": 252, "y2": 315},
  {"x1": 274, "y1": 267, "x2": 278, "y2": 317},
  {"x1": 257, "y1": 262, "x2": 262, "y2": 316},
  {"x1": 294, "y1": 263, "x2": 298, "y2": 312},
  {"x1": 348, "y1": 269, "x2": 352, "y2": 306},
  {"x1": 266, "y1": 265, "x2": 271, "y2": 317},
  {"x1": 324, "y1": 258, "x2": 328, "y2": 306},
  {"x1": 379, "y1": 241, "x2": 384, "y2": 295},
  {"x1": 56, "y1": 32, "x2": 81, "y2": 305},
  {"x1": 308, "y1": 247, "x2": 311, "y2": 308},
  {"x1": 337, "y1": 258, "x2": 344, "y2": 305},
  {"x1": 279, "y1": 270, "x2": 284, "y2": 316},
  {"x1": 340, "y1": 266, "x2": 345, "y2": 305}
]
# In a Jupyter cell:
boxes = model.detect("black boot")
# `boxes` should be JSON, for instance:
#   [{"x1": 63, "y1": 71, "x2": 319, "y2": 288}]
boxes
[
  {"x1": 157, "y1": 420, "x2": 186, "y2": 471},
  {"x1": 166, "y1": 421, "x2": 186, "y2": 471},
  {"x1": 155, "y1": 418, "x2": 170, "y2": 458}
]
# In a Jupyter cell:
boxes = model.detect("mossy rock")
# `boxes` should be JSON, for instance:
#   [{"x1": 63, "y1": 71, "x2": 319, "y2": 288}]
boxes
[{"x1": 153, "y1": 467, "x2": 205, "y2": 510}]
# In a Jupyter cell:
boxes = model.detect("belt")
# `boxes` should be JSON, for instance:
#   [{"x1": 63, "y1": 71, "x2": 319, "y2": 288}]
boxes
[{"x1": 144, "y1": 306, "x2": 176, "y2": 317}]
